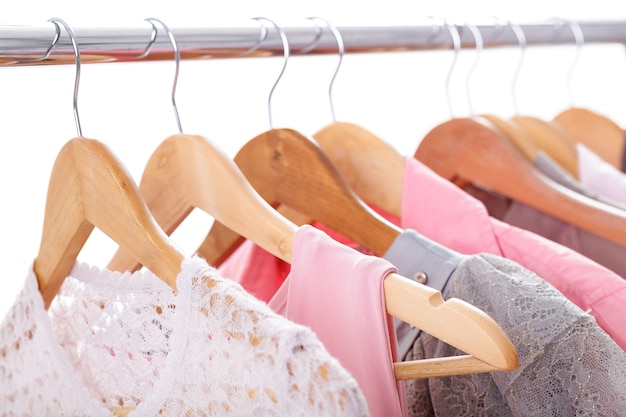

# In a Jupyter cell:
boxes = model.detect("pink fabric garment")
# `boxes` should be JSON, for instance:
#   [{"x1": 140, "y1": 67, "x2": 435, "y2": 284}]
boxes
[
  {"x1": 577, "y1": 143, "x2": 626, "y2": 206},
  {"x1": 269, "y1": 225, "x2": 407, "y2": 417},
  {"x1": 218, "y1": 211, "x2": 397, "y2": 304},
  {"x1": 402, "y1": 156, "x2": 626, "y2": 352}
]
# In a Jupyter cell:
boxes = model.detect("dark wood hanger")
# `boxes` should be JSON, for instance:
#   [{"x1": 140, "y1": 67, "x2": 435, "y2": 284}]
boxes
[
  {"x1": 198, "y1": 127, "x2": 402, "y2": 260},
  {"x1": 413, "y1": 116, "x2": 626, "y2": 248}
]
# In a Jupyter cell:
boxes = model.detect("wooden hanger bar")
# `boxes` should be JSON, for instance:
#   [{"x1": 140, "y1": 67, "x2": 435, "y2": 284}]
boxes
[{"x1": 2, "y1": 20, "x2": 626, "y2": 66}]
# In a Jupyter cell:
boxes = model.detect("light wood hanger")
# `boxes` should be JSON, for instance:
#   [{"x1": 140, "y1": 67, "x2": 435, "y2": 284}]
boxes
[
  {"x1": 35, "y1": 137, "x2": 187, "y2": 308},
  {"x1": 551, "y1": 20, "x2": 626, "y2": 170},
  {"x1": 510, "y1": 115, "x2": 580, "y2": 178},
  {"x1": 554, "y1": 107, "x2": 625, "y2": 170},
  {"x1": 313, "y1": 120, "x2": 404, "y2": 217},
  {"x1": 198, "y1": 18, "x2": 518, "y2": 380},
  {"x1": 35, "y1": 18, "x2": 186, "y2": 310},
  {"x1": 107, "y1": 133, "x2": 298, "y2": 271},
  {"x1": 414, "y1": 116, "x2": 626, "y2": 247}
]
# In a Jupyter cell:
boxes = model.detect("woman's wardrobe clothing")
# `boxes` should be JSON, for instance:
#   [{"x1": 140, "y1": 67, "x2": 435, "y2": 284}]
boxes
[
  {"x1": 0, "y1": 257, "x2": 369, "y2": 416},
  {"x1": 401, "y1": 252, "x2": 626, "y2": 417},
  {"x1": 401, "y1": 156, "x2": 626, "y2": 351},
  {"x1": 269, "y1": 225, "x2": 407, "y2": 417},
  {"x1": 219, "y1": 156, "x2": 626, "y2": 353},
  {"x1": 577, "y1": 142, "x2": 626, "y2": 206}
]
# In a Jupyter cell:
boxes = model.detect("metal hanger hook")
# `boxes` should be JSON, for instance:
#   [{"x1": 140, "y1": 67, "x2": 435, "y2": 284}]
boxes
[
  {"x1": 508, "y1": 21, "x2": 527, "y2": 115},
  {"x1": 442, "y1": 19, "x2": 461, "y2": 119},
  {"x1": 305, "y1": 17, "x2": 344, "y2": 122},
  {"x1": 553, "y1": 19, "x2": 584, "y2": 106},
  {"x1": 251, "y1": 17, "x2": 289, "y2": 129},
  {"x1": 463, "y1": 23, "x2": 484, "y2": 116},
  {"x1": 144, "y1": 17, "x2": 183, "y2": 134},
  {"x1": 48, "y1": 18, "x2": 82, "y2": 137}
]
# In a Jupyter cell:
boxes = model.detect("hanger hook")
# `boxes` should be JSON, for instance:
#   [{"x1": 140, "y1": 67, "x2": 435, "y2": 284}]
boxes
[
  {"x1": 508, "y1": 21, "x2": 527, "y2": 115},
  {"x1": 463, "y1": 23, "x2": 484, "y2": 116},
  {"x1": 19, "y1": 21, "x2": 62, "y2": 63},
  {"x1": 48, "y1": 18, "x2": 82, "y2": 137},
  {"x1": 554, "y1": 19, "x2": 584, "y2": 106},
  {"x1": 305, "y1": 17, "x2": 344, "y2": 122},
  {"x1": 144, "y1": 17, "x2": 183, "y2": 134},
  {"x1": 252, "y1": 17, "x2": 289, "y2": 129},
  {"x1": 443, "y1": 19, "x2": 461, "y2": 119}
]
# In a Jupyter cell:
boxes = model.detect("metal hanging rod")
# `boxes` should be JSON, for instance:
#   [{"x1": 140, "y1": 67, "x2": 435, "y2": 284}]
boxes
[{"x1": 1, "y1": 20, "x2": 625, "y2": 66}]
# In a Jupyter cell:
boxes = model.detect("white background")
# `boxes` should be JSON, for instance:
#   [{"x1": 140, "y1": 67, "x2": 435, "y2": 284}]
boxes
[{"x1": 1, "y1": 1, "x2": 626, "y2": 318}]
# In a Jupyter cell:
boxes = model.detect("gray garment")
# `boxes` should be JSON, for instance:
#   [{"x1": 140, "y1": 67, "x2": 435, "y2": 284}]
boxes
[
  {"x1": 383, "y1": 229, "x2": 464, "y2": 359},
  {"x1": 534, "y1": 150, "x2": 626, "y2": 211},
  {"x1": 463, "y1": 180, "x2": 626, "y2": 279},
  {"x1": 404, "y1": 253, "x2": 626, "y2": 417}
]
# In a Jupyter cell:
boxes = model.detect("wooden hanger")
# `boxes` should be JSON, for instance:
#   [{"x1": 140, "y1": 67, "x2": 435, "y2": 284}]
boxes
[
  {"x1": 35, "y1": 18, "x2": 186, "y2": 311},
  {"x1": 107, "y1": 133, "x2": 298, "y2": 272},
  {"x1": 312, "y1": 120, "x2": 404, "y2": 217},
  {"x1": 35, "y1": 137, "x2": 186, "y2": 309},
  {"x1": 196, "y1": 18, "x2": 518, "y2": 380},
  {"x1": 553, "y1": 107, "x2": 625, "y2": 170},
  {"x1": 414, "y1": 116, "x2": 626, "y2": 247},
  {"x1": 199, "y1": 127, "x2": 402, "y2": 258},
  {"x1": 510, "y1": 115, "x2": 580, "y2": 178},
  {"x1": 551, "y1": 20, "x2": 626, "y2": 169}
]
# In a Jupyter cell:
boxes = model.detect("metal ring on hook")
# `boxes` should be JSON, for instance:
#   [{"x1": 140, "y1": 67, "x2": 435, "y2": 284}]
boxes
[
  {"x1": 144, "y1": 17, "x2": 183, "y2": 134},
  {"x1": 18, "y1": 21, "x2": 61, "y2": 63},
  {"x1": 237, "y1": 20, "x2": 269, "y2": 57},
  {"x1": 305, "y1": 17, "x2": 344, "y2": 122},
  {"x1": 464, "y1": 23, "x2": 484, "y2": 116},
  {"x1": 47, "y1": 18, "x2": 83, "y2": 137},
  {"x1": 251, "y1": 17, "x2": 290, "y2": 129},
  {"x1": 443, "y1": 19, "x2": 461, "y2": 119},
  {"x1": 299, "y1": 20, "x2": 324, "y2": 55}
]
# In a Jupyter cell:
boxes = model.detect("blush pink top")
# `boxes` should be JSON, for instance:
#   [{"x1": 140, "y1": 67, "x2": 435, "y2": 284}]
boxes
[
  {"x1": 577, "y1": 143, "x2": 626, "y2": 207},
  {"x1": 269, "y1": 225, "x2": 407, "y2": 417},
  {"x1": 402, "y1": 156, "x2": 626, "y2": 351}
]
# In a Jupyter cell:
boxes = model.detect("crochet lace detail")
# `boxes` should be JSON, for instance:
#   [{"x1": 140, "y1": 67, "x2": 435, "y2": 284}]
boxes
[
  {"x1": 404, "y1": 253, "x2": 626, "y2": 417},
  {"x1": 1, "y1": 257, "x2": 369, "y2": 416}
]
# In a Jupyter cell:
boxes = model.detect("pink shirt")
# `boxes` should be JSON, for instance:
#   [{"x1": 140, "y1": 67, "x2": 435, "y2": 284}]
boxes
[
  {"x1": 402, "y1": 156, "x2": 626, "y2": 351},
  {"x1": 269, "y1": 225, "x2": 406, "y2": 417}
]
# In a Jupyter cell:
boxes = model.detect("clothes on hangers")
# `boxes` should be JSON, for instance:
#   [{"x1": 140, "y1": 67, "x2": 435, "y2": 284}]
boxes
[
  {"x1": 456, "y1": 146, "x2": 626, "y2": 278},
  {"x1": 268, "y1": 225, "x2": 407, "y2": 417},
  {"x1": 219, "y1": 155, "x2": 626, "y2": 352},
  {"x1": 400, "y1": 156, "x2": 626, "y2": 351},
  {"x1": 0, "y1": 257, "x2": 369, "y2": 416},
  {"x1": 401, "y1": 251, "x2": 626, "y2": 417},
  {"x1": 577, "y1": 142, "x2": 626, "y2": 206}
]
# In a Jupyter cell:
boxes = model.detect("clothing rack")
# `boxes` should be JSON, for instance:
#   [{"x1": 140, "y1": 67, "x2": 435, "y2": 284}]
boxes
[{"x1": 1, "y1": 19, "x2": 626, "y2": 66}]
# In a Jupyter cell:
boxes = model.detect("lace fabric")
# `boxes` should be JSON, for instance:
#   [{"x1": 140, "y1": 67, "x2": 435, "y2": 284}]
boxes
[
  {"x1": 1, "y1": 257, "x2": 369, "y2": 416},
  {"x1": 404, "y1": 253, "x2": 626, "y2": 417}
]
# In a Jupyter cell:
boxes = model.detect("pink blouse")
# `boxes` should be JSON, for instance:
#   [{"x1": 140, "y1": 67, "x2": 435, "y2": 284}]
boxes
[
  {"x1": 402, "y1": 156, "x2": 626, "y2": 351},
  {"x1": 269, "y1": 225, "x2": 407, "y2": 417}
]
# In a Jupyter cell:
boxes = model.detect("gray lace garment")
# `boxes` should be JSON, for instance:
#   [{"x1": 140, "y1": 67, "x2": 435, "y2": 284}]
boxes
[{"x1": 404, "y1": 253, "x2": 626, "y2": 416}]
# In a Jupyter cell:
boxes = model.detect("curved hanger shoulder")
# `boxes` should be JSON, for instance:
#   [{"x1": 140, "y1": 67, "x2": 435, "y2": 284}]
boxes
[
  {"x1": 313, "y1": 121, "x2": 404, "y2": 217},
  {"x1": 511, "y1": 115, "x2": 579, "y2": 178},
  {"x1": 554, "y1": 107, "x2": 626, "y2": 170},
  {"x1": 35, "y1": 137, "x2": 186, "y2": 308},
  {"x1": 201, "y1": 128, "x2": 401, "y2": 259},
  {"x1": 414, "y1": 117, "x2": 626, "y2": 248},
  {"x1": 108, "y1": 133, "x2": 297, "y2": 272},
  {"x1": 480, "y1": 114, "x2": 539, "y2": 162},
  {"x1": 385, "y1": 271, "x2": 518, "y2": 379}
]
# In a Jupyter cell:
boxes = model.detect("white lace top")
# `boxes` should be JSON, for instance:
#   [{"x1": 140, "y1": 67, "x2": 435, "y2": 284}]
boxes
[{"x1": 0, "y1": 257, "x2": 369, "y2": 416}]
